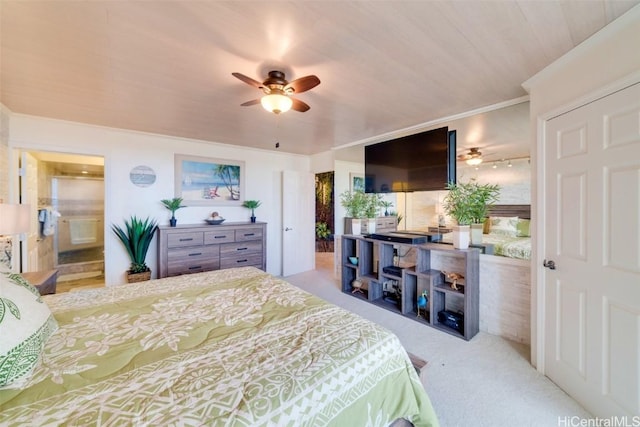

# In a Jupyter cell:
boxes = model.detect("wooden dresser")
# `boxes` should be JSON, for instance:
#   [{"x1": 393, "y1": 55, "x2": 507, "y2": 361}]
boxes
[{"x1": 157, "y1": 222, "x2": 266, "y2": 278}]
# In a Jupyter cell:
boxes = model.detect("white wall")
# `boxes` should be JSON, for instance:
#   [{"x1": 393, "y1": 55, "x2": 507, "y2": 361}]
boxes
[{"x1": 8, "y1": 114, "x2": 311, "y2": 284}]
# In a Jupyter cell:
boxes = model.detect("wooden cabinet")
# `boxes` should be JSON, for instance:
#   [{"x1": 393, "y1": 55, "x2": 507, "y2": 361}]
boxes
[
  {"x1": 344, "y1": 216, "x2": 397, "y2": 234},
  {"x1": 157, "y1": 222, "x2": 266, "y2": 278},
  {"x1": 341, "y1": 235, "x2": 479, "y2": 340}
]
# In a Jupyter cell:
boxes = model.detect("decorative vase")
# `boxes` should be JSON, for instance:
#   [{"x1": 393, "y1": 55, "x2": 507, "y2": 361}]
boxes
[
  {"x1": 367, "y1": 218, "x2": 376, "y2": 234},
  {"x1": 470, "y1": 223, "x2": 483, "y2": 244},
  {"x1": 351, "y1": 218, "x2": 361, "y2": 235},
  {"x1": 250, "y1": 216, "x2": 256, "y2": 223},
  {"x1": 452, "y1": 225, "x2": 470, "y2": 249},
  {"x1": 169, "y1": 217, "x2": 177, "y2": 227}
]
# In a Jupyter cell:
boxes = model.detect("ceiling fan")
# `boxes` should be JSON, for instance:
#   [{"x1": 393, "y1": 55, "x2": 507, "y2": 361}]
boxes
[
  {"x1": 232, "y1": 70, "x2": 320, "y2": 114},
  {"x1": 458, "y1": 147, "x2": 483, "y2": 165}
]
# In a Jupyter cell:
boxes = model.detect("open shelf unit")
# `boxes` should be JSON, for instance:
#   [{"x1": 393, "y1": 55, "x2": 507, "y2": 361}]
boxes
[{"x1": 341, "y1": 235, "x2": 480, "y2": 340}]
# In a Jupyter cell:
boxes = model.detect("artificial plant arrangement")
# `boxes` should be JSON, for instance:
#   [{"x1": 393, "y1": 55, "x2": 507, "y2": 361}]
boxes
[
  {"x1": 242, "y1": 199, "x2": 262, "y2": 222},
  {"x1": 442, "y1": 179, "x2": 500, "y2": 225},
  {"x1": 364, "y1": 193, "x2": 383, "y2": 219},
  {"x1": 160, "y1": 197, "x2": 185, "y2": 227},
  {"x1": 111, "y1": 216, "x2": 158, "y2": 282},
  {"x1": 442, "y1": 179, "x2": 500, "y2": 248},
  {"x1": 339, "y1": 190, "x2": 368, "y2": 219},
  {"x1": 380, "y1": 200, "x2": 394, "y2": 216}
]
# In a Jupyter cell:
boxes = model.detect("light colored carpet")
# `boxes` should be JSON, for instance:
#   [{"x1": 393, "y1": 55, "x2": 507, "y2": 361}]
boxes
[{"x1": 285, "y1": 258, "x2": 592, "y2": 427}]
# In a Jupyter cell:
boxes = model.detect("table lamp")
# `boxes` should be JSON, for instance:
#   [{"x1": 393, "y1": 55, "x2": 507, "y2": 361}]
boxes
[{"x1": 0, "y1": 203, "x2": 31, "y2": 236}]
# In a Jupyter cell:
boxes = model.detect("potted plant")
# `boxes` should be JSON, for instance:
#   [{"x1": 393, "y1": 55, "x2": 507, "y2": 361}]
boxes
[
  {"x1": 363, "y1": 193, "x2": 383, "y2": 233},
  {"x1": 242, "y1": 199, "x2": 261, "y2": 223},
  {"x1": 111, "y1": 216, "x2": 158, "y2": 283},
  {"x1": 380, "y1": 200, "x2": 393, "y2": 216},
  {"x1": 442, "y1": 179, "x2": 500, "y2": 248},
  {"x1": 339, "y1": 190, "x2": 368, "y2": 235},
  {"x1": 315, "y1": 221, "x2": 332, "y2": 252},
  {"x1": 160, "y1": 197, "x2": 185, "y2": 227}
]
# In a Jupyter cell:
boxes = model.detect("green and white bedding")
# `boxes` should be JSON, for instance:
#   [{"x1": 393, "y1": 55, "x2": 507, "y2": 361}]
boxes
[
  {"x1": 441, "y1": 233, "x2": 531, "y2": 260},
  {"x1": 0, "y1": 267, "x2": 438, "y2": 426}
]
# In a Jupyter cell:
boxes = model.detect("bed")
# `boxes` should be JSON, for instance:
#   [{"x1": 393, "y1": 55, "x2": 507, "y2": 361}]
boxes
[
  {"x1": 441, "y1": 204, "x2": 532, "y2": 260},
  {"x1": 0, "y1": 267, "x2": 438, "y2": 426}
]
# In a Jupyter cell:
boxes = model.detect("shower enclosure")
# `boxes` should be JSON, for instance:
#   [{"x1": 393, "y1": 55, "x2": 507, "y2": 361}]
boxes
[{"x1": 52, "y1": 176, "x2": 104, "y2": 280}]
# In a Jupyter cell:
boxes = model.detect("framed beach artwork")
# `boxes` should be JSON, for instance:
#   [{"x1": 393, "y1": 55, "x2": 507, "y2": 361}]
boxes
[
  {"x1": 350, "y1": 173, "x2": 365, "y2": 193},
  {"x1": 174, "y1": 155, "x2": 245, "y2": 206}
]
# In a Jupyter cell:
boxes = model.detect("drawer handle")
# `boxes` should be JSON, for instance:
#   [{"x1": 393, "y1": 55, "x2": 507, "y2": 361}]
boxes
[
  {"x1": 236, "y1": 259, "x2": 248, "y2": 263},
  {"x1": 244, "y1": 233, "x2": 255, "y2": 237},
  {"x1": 179, "y1": 238, "x2": 194, "y2": 242},
  {"x1": 237, "y1": 247, "x2": 248, "y2": 251},
  {"x1": 188, "y1": 266, "x2": 202, "y2": 270},
  {"x1": 214, "y1": 235, "x2": 228, "y2": 239},
  {"x1": 188, "y1": 252, "x2": 202, "y2": 256}
]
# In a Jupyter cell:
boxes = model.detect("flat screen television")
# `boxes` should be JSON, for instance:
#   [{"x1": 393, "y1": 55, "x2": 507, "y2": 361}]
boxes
[{"x1": 364, "y1": 126, "x2": 456, "y2": 193}]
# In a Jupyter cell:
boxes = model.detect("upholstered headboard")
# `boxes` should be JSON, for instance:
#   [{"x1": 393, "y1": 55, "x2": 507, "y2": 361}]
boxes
[{"x1": 487, "y1": 204, "x2": 531, "y2": 219}]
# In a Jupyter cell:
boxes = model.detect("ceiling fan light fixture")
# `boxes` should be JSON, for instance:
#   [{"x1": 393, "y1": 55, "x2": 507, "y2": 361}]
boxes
[
  {"x1": 261, "y1": 93, "x2": 293, "y2": 114},
  {"x1": 466, "y1": 157, "x2": 483, "y2": 166}
]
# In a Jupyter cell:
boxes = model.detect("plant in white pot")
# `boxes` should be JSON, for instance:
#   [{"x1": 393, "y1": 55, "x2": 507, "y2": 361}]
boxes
[
  {"x1": 442, "y1": 180, "x2": 500, "y2": 248},
  {"x1": 363, "y1": 193, "x2": 383, "y2": 233},
  {"x1": 339, "y1": 190, "x2": 368, "y2": 235}
]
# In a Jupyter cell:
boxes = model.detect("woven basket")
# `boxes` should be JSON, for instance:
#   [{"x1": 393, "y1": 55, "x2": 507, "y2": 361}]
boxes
[{"x1": 127, "y1": 270, "x2": 151, "y2": 283}]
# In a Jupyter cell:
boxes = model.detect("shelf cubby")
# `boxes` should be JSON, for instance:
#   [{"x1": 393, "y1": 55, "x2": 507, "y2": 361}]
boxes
[{"x1": 341, "y1": 234, "x2": 480, "y2": 340}]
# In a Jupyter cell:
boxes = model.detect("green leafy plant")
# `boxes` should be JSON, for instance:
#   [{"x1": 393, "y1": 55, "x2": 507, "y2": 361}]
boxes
[
  {"x1": 364, "y1": 193, "x2": 383, "y2": 218},
  {"x1": 380, "y1": 200, "x2": 393, "y2": 215},
  {"x1": 160, "y1": 197, "x2": 185, "y2": 218},
  {"x1": 315, "y1": 222, "x2": 332, "y2": 252},
  {"x1": 242, "y1": 199, "x2": 262, "y2": 217},
  {"x1": 442, "y1": 180, "x2": 500, "y2": 225},
  {"x1": 111, "y1": 216, "x2": 158, "y2": 273},
  {"x1": 339, "y1": 190, "x2": 369, "y2": 218}
]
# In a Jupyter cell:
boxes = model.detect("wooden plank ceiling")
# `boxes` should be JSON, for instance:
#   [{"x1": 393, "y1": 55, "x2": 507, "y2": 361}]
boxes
[{"x1": 1, "y1": 1, "x2": 637, "y2": 157}]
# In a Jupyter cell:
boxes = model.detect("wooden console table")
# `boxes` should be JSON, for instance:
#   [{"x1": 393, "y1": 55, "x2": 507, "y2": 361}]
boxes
[{"x1": 21, "y1": 269, "x2": 59, "y2": 295}]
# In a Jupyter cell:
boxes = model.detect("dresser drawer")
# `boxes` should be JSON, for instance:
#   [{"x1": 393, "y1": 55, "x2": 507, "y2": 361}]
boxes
[
  {"x1": 204, "y1": 230, "x2": 235, "y2": 245},
  {"x1": 377, "y1": 217, "x2": 398, "y2": 229},
  {"x1": 220, "y1": 241, "x2": 262, "y2": 257},
  {"x1": 220, "y1": 253, "x2": 263, "y2": 270},
  {"x1": 167, "y1": 232, "x2": 204, "y2": 248},
  {"x1": 167, "y1": 245, "x2": 220, "y2": 276},
  {"x1": 235, "y1": 228, "x2": 263, "y2": 242}
]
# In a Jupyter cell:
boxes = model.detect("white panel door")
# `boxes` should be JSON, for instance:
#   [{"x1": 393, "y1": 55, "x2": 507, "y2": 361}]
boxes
[
  {"x1": 282, "y1": 170, "x2": 315, "y2": 276},
  {"x1": 20, "y1": 151, "x2": 39, "y2": 272},
  {"x1": 543, "y1": 82, "x2": 640, "y2": 417}
]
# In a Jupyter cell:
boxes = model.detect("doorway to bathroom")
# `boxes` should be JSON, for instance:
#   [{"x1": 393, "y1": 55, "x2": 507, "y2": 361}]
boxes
[{"x1": 19, "y1": 150, "x2": 105, "y2": 292}]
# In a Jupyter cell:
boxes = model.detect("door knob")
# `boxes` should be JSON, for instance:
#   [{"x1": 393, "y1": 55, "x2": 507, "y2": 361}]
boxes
[
  {"x1": 543, "y1": 259, "x2": 556, "y2": 270},
  {"x1": 284, "y1": 227, "x2": 293, "y2": 231}
]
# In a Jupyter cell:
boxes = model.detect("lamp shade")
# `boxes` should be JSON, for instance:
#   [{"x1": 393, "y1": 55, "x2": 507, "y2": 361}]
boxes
[
  {"x1": 0, "y1": 204, "x2": 31, "y2": 235},
  {"x1": 261, "y1": 93, "x2": 293, "y2": 114}
]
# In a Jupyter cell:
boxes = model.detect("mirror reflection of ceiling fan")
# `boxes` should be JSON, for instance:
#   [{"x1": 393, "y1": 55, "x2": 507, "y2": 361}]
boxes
[
  {"x1": 458, "y1": 147, "x2": 483, "y2": 165},
  {"x1": 232, "y1": 70, "x2": 320, "y2": 114}
]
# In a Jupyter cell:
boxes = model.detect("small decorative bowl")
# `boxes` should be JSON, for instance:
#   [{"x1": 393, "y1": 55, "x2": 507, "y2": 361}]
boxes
[
  {"x1": 348, "y1": 256, "x2": 359, "y2": 265},
  {"x1": 205, "y1": 218, "x2": 225, "y2": 225}
]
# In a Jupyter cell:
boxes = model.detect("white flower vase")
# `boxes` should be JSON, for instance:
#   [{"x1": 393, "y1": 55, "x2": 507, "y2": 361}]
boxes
[{"x1": 452, "y1": 225, "x2": 470, "y2": 249}]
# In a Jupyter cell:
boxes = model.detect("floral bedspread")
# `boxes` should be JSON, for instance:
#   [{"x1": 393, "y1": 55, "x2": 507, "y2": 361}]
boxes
[{"x1": 0, "y1": 267, "x2": 438, "y2": 427}]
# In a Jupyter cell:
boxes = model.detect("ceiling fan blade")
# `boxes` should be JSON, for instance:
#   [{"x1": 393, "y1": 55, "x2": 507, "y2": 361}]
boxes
[
  {"x1": 240, "y1": 99, "x2": 261, "y2": 107},
  {"x1": 291, "y1": 98, "x2": 311, "y2": 112},
  {"x1": 284, "y1": 75, "x2": 320, "y2": 94},
  {"x1": 232, "y1": 72, "x2": 263, "y2": 89}
]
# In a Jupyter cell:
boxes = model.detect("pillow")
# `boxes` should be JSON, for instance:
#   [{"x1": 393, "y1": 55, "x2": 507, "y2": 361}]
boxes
[
  {"x1": 0, "y1": 272, "x2": 58, "y2": 388},
  {"x1": 488, "y1": 216, "x2": 519, "y2": 237},
  {"x1": 517, "y1": 219, "x2": 531, "y2": 237}
]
